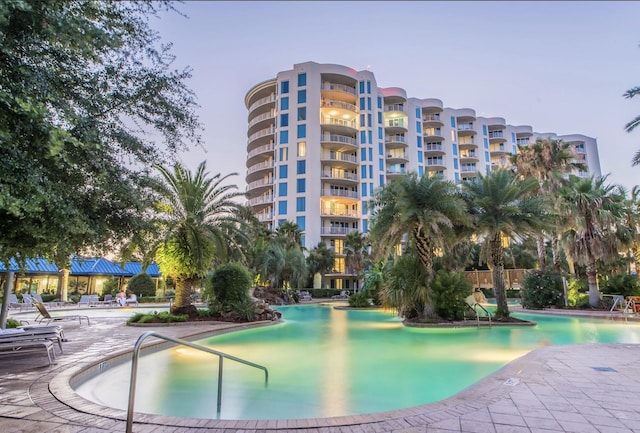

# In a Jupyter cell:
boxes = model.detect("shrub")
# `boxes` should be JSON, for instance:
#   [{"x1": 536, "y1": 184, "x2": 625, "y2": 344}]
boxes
[
  {"x1": 5, "y1": 317, "x2": 20, "y2": 328},
  {"x1": 431, "y1": 269, "x2": 472, "y2": 321},
  {"x1": 205, "y1": 263, "x2": 253, "y2": 307},
  {"x1": 228, "y1": 298, "x2": 256, "y2": 322},
  {"x1": 348, "y1": 292, "x2": 371, "y2": 308},
  {"x1": 521, "y1": 269, "x2": 564, "y2": 309},
  {"x1": 102, "y1": 277, "x2": 120, "y2": 297},
  {"x1": 600, "y1": 274, "x2": 640, "y2": 298},
  {"x1": 127, "y1": 311, "x2": 188, "y2": 324},
  {"x1": 127, "y1": 273, "x2": 156, "y2": 297}
]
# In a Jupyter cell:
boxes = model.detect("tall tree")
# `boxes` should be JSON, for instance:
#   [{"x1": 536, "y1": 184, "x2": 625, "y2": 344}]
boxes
[
  {"x1": 344, "y1": 231, "x2": 368, "y2": 291},
  {"x1": 558, "y1": 175, "x2": 628, "y2": 307},
  {"x1": 306, "y1": 242, "x2": 335, "y2": 289},
  {"x1": 461, "y1": 169, "x2": 549, "y2": 320},
  {"x1": 0, "y1": 1, "x2": 201, "y2": 326},
  {"x1": 152, "y1": 162, "x2": 247, "y2": 310},
  {"x1": 623, "y1": 67, "x2": 640, "y2": 165},
  {"x1": 369, "y1": 173, "x2": 469, "y2": 319},
  {"x1": 511, "y1": 137, "x2": 586, "y2": 270}
]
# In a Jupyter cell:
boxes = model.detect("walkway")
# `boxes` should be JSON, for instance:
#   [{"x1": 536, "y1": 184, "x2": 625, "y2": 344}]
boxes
[{"x1": 1, "y1": 306, "x2": 639, "y2": 433}]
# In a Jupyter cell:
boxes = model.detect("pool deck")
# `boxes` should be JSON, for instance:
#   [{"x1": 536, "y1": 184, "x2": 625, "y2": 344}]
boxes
[{"x1": 1, "y1": 304, "x2": 640, "y2": 433}]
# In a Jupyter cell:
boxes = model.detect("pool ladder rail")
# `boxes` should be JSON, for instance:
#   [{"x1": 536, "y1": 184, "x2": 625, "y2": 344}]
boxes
[
  {"x1": 464, "y1": 302, "x2": 492, "y2": 327},
  {"x1": 125, "y1": 331, "x2": 269, "y2": 433}
]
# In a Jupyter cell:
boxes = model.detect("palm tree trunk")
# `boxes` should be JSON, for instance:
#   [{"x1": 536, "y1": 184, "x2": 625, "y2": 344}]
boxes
[
  {"x1": 551, "y1": 237, "x2": 562, "y2": 273},
  {"x1": 633, "y1": 244, "x2": 640, "y2": 276},
  {"x1": 586, "y1": 260, "x2": 600, "y2": 307},
  {"x1": 536, "y1": 236, "x2": 547, "y2": 269},
  {"x1": 488, "y1": 234, "x2": 510, "y2": 319},
  {"x1": 173, "y1": 275, "x2": 192, "y2": 308},
  {"x1": 413, "y1": 226, "x2": 437, "y2": 320}
]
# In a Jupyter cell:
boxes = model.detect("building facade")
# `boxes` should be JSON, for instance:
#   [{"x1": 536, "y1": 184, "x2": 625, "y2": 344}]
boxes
[{"x1": 244, "y1": 62, "x2": 602, "y2": 290}]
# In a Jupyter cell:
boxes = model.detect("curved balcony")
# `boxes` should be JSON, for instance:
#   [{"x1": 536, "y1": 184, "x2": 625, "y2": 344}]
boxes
[
  {"x1": 384, "y1": 118, "x2": 408, "y2": 134},
  {"x1": 320, "y1": 133, "x2": 358, "y2": 153},
  {"x1": 384, "y1": 135, "x2": 407, "y2": 150},
  {"x1": 247, "y1": 111, "x2": 275, "y2": 136},
  {"x1": 491, "y1": 156, "x2": 512, "y2": 170},
  {"x1": 321, "y1": 169, "x2": 359, "y2": 187},
  {"x1": 256, "y1": 211, "x2": 274, "y2": 223},
  {"x1": 426, "y1": 159, "x2": 446, "y2": 170},
  {"x1": 246, "y1": 143, "x2": 275, "y2": 166},
  {"x1": 386, "y1": 151, "x2": 408, "y2": 164},
  {"x1": 461, "y1": 165, "x2": 479, "y2": 175},
  {"x1": 424, "y1": 142, "x2": 446, "y2": 156},
  {"x1": 458, "y1": 139, "x2": 478, "y2": 151},
  {"x1": 246, "y1": 160, "x2": 274, "y2": 183},
  {"x1": 321, "y1": 226, "x2": 358, "y2": 236},
  {"x1": 247, "y1": 194, "x2": 274, "y2": 213},
  {"x1": 386, "y1": 168, "x2": 407, "y2": 179},
  {"x1": 384, "y1": 103, "x2": 406, "y2": 116},
  {"x1": 460, "y1": 151, "x2": 480, "y2": 163},
  {"x1": 321, "y1": 151, "x2": 358, "y2": 169},
  {"x1": 490, "y1": 143, "x2": 510, "y2": 155},
  {"x1": 247, "y1": 94, "x2": 276, "y2": 114},
  {"x1": 321, "y1": 116, "x2": 358, "y2": 135},
  {"x1": 321, "y1": 82, "x2": 357, "y2": 104},
  {"x1": 321, "y1": 187, "x2": 359, "y2": 200},
  {"x1": 320, "y1": 207, "x2": 359, "y2": 219},
  {"x1": 422, "y1": 112, "x2": 444, "y2": 127},
  {"x1": 488, "y1": 130, "x2": 507, "y2": 144},
  {"x1": 457, "y1": 123, "x2": 477, "y2": 138},
  {"x1": 321, "y1": 99, "x2": 358, "y2": 113},
  {"x1": 246, "y1": 177, "x2": 274, "y2": 196},
  {"x1": 424, "y1": 127, "x2": 444, "y2": 141}
]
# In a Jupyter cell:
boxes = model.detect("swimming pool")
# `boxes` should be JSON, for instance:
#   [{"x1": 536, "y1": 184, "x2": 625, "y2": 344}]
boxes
[{"x1": 74, "y1": 304, "x2": 640, "y2": 421}]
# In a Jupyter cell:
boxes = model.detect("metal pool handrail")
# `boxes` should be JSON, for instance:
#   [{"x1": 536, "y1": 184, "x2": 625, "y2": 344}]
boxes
[{"x1": 125, "y1": 330, "x2": 269, "y2": 433}]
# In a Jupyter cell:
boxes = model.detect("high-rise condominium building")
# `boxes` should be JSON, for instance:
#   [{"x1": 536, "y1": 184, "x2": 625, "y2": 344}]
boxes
[{"x1": 244, "y1": 62, "x2": 601, "y2": 290}]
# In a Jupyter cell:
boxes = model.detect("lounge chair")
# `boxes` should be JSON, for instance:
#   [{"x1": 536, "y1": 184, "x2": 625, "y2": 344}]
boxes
[
  {"x1": 298, "y1": 290, "x2": 313, "y2": 302},
  {"x1": 31, "y1": 292, "x2": 57, "y2": 308},
  {"x1": 101, "y1": 294, "x2": 115, "y2": 306},
  {"x1": 33, "y1": 301, "x2": 90, "y2": 326},
  {"x1": 125, "y1": 294, "x2": 138, "y2": 307},
  {"x1": 331, "y1": 290, "x2": 349, "y2": 300},
  {"x1": 0, "y1": 325, "x2": 66, "y2": 354},
  {"x1": 7, "y1": 294, "x2": 21, "y2": 309},
  {"x1": 0, "y1": 337, "x2": 55, "y2": 366}
]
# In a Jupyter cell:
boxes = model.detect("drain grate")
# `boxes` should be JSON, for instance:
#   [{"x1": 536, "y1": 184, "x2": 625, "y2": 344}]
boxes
[{"x1": 591, "y1": 366, "x2": 617, "y2": 372}]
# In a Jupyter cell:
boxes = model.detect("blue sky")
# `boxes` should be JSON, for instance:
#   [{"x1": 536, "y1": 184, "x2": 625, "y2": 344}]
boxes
[{"x1": 151, "y1": 1, "x2": 640, "y2": 192}]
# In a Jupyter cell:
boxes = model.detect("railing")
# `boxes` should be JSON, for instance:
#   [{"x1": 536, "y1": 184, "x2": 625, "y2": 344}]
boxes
[
  {"x1": 322, "y1": 188, "x2": 359, "y2": 199},
  {"x1": 386, "y1": 119, "x2": 407, "y2": 128},
  {"x1": 248, "y1": 94, "x2": 276, "y2": 112},
  {"x1": 516, "y1": 138, "x2": 530, "y2": 145},
  {"x1": 460, "y1": 152, "x2": 477, "y2": 158},
  {"x1": 321, "y1": 227, "x2": 356, "y2": 235},
  {"x1": 321, "y1": 134, "x2": 357, "y2": 146},
  {"x1": 387, "y1": 152, "x2": 408, "y2": 159},
  {"x1": 464, "y1": 303, "x2": 492, "y2": 328},
  {"x1": 384, "y1": 103, "x2": 406, "y2": 113},
  {"x1": 322, "y1": 152, "x2": 358, "y2": 163},
  {"x1": 247, "y1": 143, "x2": 275, "y2": 159},
  {"x1": 321, "y1": 99, "x2": 358, "y2": 112},
  {"x1": 387, "y1": 169, "x2": 407, "y2": 175},
  {"x1": 425, "y1": 144, "x2": 443, "y2": 151},
  {"x1": 424, "y1": 129, "x2": 442, "y2": 136},
  {"x1": 321, "y1": 116, "x2": 358, "y2": 129},
  {"x1": 423, "y1": 114, "x2": 441, "y2": 121},
  {"x1": 458, "y1": 124, "x2": 474, "y2": 131},
  {"x1": 248, "y1": 111, "x2": 275, "y2": 128},
  {"x1": 321, "y1": 82, "x2": 357, "y2": 95},
  {"x1": 461, "y1": 165, "x2": 477, "y2": 172},
  {"x1": 248, "y1": 195, "x2": 274, "y2": 206},
  {"x1": 489, "y1": 131, "x2": 504, "y2": 139},
  {"x1": 321, "y1": 170, "x2": 359, "y2": 180},
  {"x1": 321, "y1": 209, "x2": 359, "y2": 218},
  {"x1": 257, "y1": 212, "x2": 273, "y2": 221},
  {"x1": 247, "y1": 178, "x2": 274, "y2": 190},
  {"x1": 426, "y1": 159, "x2": 444, "y2": 166},
  {"x1": 459, "y1": 139, "x2": 476, "y2": 145},
  {"x1": 385, "y1": 135, "x2": 407, "y2": 143},
  {"x1": 126, "y1": 331, "x2": 269, "y2": 433},
  {"x1": 248, "y1": 127, "x2": 275, "y2": 143},
  {"x1": 247, "y1": 160, "x2": 274, "y2": 175}
]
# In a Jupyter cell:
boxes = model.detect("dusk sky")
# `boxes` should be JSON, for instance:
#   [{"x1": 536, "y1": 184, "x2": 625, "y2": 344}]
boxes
[{"x1": 151, "y1": 1, "x2": 640, "y2": 192}]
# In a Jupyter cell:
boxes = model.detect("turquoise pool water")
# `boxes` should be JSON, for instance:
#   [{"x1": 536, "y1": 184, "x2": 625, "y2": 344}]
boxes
[{"x1": 74, "y1": 304, "x2": 640, "y2": 421}]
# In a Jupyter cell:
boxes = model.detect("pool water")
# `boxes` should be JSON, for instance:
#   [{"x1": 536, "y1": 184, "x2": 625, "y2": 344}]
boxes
[{"x1": 74, "y1": 304, "x2": 640, "y2": 421}]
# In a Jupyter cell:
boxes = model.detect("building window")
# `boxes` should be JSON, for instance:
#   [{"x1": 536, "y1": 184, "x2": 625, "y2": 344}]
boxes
[
  {"x1": 297, "y1": 90, "x2": 306, "y2": 104},
  {"x1": 362, "y1": 165, "x2": 367, "y2": 178},
  {"x1": 450, "y1": 116, "x2": 455, "y2": 128},
  {"x1": 297, "y1": 73, "x2": 306, "y2": 87},
  {"x1": 418, "y1": 152, "x2": 423, "y2": 163},
  {"x1": 377, "y1": 97, "x2": 382, "y2": 109},
  {"x1": 360, "y1": 113, "x2": 365, "y2": 127},
  {"x1": 279, "y1": 182, "x2": 287, "y2": 197},
  {"x1": 360, "y1": 131, "x2": 366, "y2": 144},
  {"x1": 360, "y1": 148, "x2": 366, "y2": 161},
  {"x1": 378, "y1": 127, "x2": 383, "y2": 140},
  {"x1": 297, "y1": 107, "x2": 306, "y2": 121},
  {"x1": 453, "y1": 158, "x2": 459, "y2": 169},
  {"x1": 378, "y1": 143, "x2": 383, "y2": 155},
  {"x1": 281, "y1": 97, "x2": 289, "y2": 110},
  {"x1": 418, "y1": 166, "x2": 424, "y2": 177},
  {"x1": 297, "y1": 141, "x2": 306, "y2": 157},
  {"x1": 367, "y1": 81, "x2": 371, "y2": 94},
  {"x1": 363, "y1": 219, "x2": 368, "y2": 233},
  {"x1": 368, "y1": 148, "x2": 373, "y2": 161},
  {"x1": 296, "y1": 216, "x2": 305, "y2": 231},
  {"x1": 279, "y1": 147, "x2": 288, "y2": 161},
  {"x1": 378, "y1": 112, "x2": 382, "y2": 124},
  {"x1": 452, "y1": 143, "x2": 458, "y2": 155},
  {"x1": 279, "y1": 165, "x2": 288, "y2": 178},
  {"x1": 367, "y1": 97, "x2": 371, "y2": 110},
  {"x1": 482, "y1": 125, "x2": 487, "y2": 136},
  {"x1": 278, "y1": 201, "x2": 287, "y2": 215},
  {"x1": 362, "y1": 183, "x2": 367, "y2": 197},
  {"x1": 296, "y1": 197, "x2": 306, "y2": 212},
  {"x1": 281, "y1": 81, "x2": 289, "y2": 94},
  {"x1": 359, "y1": 97, "x2": 365, "y2": 110},
  {"x1": 359, "y1": 81, "x2": 365, "y2": 94},
  {"x1": 280, "y1": 113, "x2": 288, "y2": 127},
  {"x1": 280, "y1": 130, "x2": 288, "y2": 144},
  {"x1": 297, "y1": 124, "x2": 306, "y2": 139},
  {"x1": 416, "y1": 122, "x2": 422, "y2": 133},
  {"x1": 297, "y1": 160, "x2": 306, "y2": 174},
  {"x1": 296, "y1": 178, "x2": 306, "y2": 193},
  {"x1": 417, "y1": 136, "x2": 422, "y2": 148}
]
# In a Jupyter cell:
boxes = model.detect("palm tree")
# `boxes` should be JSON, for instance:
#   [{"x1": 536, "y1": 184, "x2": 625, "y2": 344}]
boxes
[
  {"x1": 369, "y1": 173, "x2": 469, "y2": 319},
  {"x1": 306, "y1": 242, "x2": 335, "y2": 288},
  {"x1": 623, "y1": 80, "x2": 640, "y2": 166},
  {"x1": 152, "y1": 161, "x2": 247, "y2": 311},
  {"x1": 624, "y1": 186, "x2": 640, "y2": 273},
  {"x1": 511, "y1": 137, "x2": 586, "y2": 270},
  {"x1": 344, "y1": 231, "x2": 368, "y2": 291},
  {"x1": 461, "y1": 169, "x2": 549, "y2": 319},
  {"x1": 558, "y1": 175, "x2": 628, "y2": 306},
  {"x1": 275, "y1": 221, "x2": 304, "y2": 248},
  {"x1": 255, "y1": 241, "x2": 308, "y2": 290}
]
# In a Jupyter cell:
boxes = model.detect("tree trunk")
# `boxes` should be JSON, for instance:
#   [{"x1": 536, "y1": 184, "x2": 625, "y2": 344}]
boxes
[
  {"x1": 488, "y1": 234, "x2": 510, "y2": 319},
  {"x1": 536, "y1": 236, "x2": 547, "y2": 269},
  {"x1": 0, "y1": 271, "x2": 15, "y2": 329},
  {"x1": 586, "y1": 260, "x2": 600, "y2": 307},
  {"x1": 173, "y1": 275, "x2": 192, "y2": 309},
  {"x1": 633, "y1": 243, "x2": 640, "y2": 276},
  {"x1": 551, "y1": 237, "x2": 562, "y2": 273},
  {"x1": 413, "y1": 226, "x2": 438, "y2": 320},
  {"x1": 58, "y1": 268, "x2": 70, "y2": 302}
]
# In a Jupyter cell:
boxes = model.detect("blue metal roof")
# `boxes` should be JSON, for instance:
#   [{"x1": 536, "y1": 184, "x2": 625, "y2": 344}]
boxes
[{"x1": 0, "y1": 257, "x2": 161, "y2": 277}]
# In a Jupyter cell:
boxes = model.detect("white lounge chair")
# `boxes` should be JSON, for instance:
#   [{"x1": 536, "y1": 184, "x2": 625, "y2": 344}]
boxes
[{"x1": 33, "y1": 301, "x2": 90, "y2": 326}]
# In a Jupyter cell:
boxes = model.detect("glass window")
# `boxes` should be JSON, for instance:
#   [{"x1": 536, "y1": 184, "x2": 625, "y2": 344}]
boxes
[
  {"x1": 360, "y1": 148, "x2": 366, "y2": 161},
  {"x1": 416, "y1": 108, "x2": 421, "y2": 118},
  {"x1": 297, "y1": 141, "x2": 306, "y2": 157},
  {"x1": 297, "y1": 160, "x2": 306, "y2": 174},
  {"x1": 367, "y1": 113, "x2": 372, "y2": 127},
  {"x1": 454, "y1": 158, "x2": 459, "y2": 169},
  {"x1": 378, "y1": 112, "x2": 382, "y2": 124},
  {"x1": 296, "y1": 197, "x2": 306, "y2": 212},
  {"x1": 482, "y1": 125, "x2": 487, "y2": 135},
  {"x1": 362, "y1": 201, "x2": 368, "y2": 215},
  {"x1": 369, "y1": 164, "x2": 373, "y2": 178},
  {"x1": 378, "y1": 127, "x2": 383, "y2": 139},
  {"x1": 417, "y1": 136, "x2": 422, "y2": 148},
  {"x1": 380, "y1": 175, "x2": 385, "y2": 186},
  {"x1": 297, "y1": 73, "x2": 306, "y2": 87},
  {"x1": 450, "y1": 116, "x2": 455, "y2": 128},
  {"x1": 297, "y1": 90, "x2": 306, "y2": 104},
  {"x1": 297, "y1": 124, "x2": 306, "y2": 139},
  {"x1": 278, "y1": 201, "x2": 287, "y2": 215},
  {"x1": 281, "y1": 97, "x2": 289, "y2": 110},
  {"x1": 296, "y1": 178, "x2": 306, "y2": 193},
  {"x1": 359, "y1": 81, "x2": 365, "y2": 94},
  {"x1": 297, "y1": 107, "x2": 306, "y2": 121},
  {"x1": 359, "y1": 97, "x2": 365, "y2": 110},
  {"x1": 367, "y1": 81, "x2": 371, "y2": 94},
  {"x1": 280, "y1": 113, "x2": 288, "y2": 127},
  {"x1": 363, "y1": 219, "x2": 368, "y2": 233},
  {"x1": 416, "y1": 122, "x2": 422, "y2": 133},
  {"x1": 281, "y1": 81, "x2": 289, "y2": 94},
  {"x1": 379, "y1": 158, "x2": 384, "y2": 171},
  {"x1": 452, "y1": 143, "x2": 458, "y2": 155},
  {"x1": 280, "y1": 130, "x2": 288, "y2": 144},
  {"x1": 362, "y1": 165, "x2": 367, "y2": 178},
  {"x1": 367, "y1": 97, "x2": 371, "y2": 110},
  {"x1": 296, "y1": 216, "x2": 305, "y2": 231},
  {"x1": 377, "y1": 97, "x2": 382, "y2": 109},
  {"x1": 418, "y1": 152, "x2": 423, "y2": 163},
  {"x1": 378, "y1": 143, "x2": 383, "y2": 155},
  {"x1": 360, "y1": 114, "x2": 365, "y2": 127},
  {"x1": 360, "y1": 131, "x2": 366, "y2": 144},
  {"x1": 279, "y1": 165, "x2": 288, "y2": 179},
  {"x1": 362, "y1": 183, "x2": 367, "y2": 197},
  {"x1": 279, "y1": 147, "x2": 288, "y2": 161},
  {"x1": 279, "y1": 182, "x2": 287, "y2": 197},
  {"x1": 367, "y1": 131, "x2": 372, "y2": 144},
  {"x1": 418, "y1": 166, "x2": 424, "y2": 177}
]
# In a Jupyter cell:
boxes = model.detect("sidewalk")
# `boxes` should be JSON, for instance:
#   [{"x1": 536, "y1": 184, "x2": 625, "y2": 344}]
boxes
[{"x1": 0, "y1": 307, "x2": 639, "y2": 432}]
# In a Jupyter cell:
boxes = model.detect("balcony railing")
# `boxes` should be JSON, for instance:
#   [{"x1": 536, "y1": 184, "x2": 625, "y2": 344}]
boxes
[
  {"x1": 247, "y1": 160, "x2": 274, "y2": 175},
  {"x1": 247, "y1": 143, "x2": 275, "y2": 159},
  {"x1": 322, "y1": 152, "x2": 358, "y2": 163},
  {"x1": 458, "y1": 124, "x2": 474, "y2": 131},
  {"x1": 488, "y1": 131, "x2": 504, "y2": 139},
  {"x1": 516, "y1": 138, "x2": 530, "y2": 145},
  {"x1": 321, "y1": 134, "x2": 357, "y2": 146},
  {"x1": 320, "y1": 208, "x2": 359, "y2": 218},
  {"x1": 248, "y1": 111, "x2": 275, "y2": 128},
  {"x1": 384, "y1": 104, "x2": 406, "y2": 113},
  {"x1": 248, "y1": 127, "x2": 275, "y2": 143},
  {"x1": 322, "y1": 188, "x2": 359, "y2": 199},
  {"x1": 321, "y1": 99, "x2": 358, "y2": 112},
  {"x1": 386, "y1": 168, "x2": 407, "y2": 175},
  {"x1": 425, "y1": 144, "x2": 443, "y2": 151},
  {"x1": 321, "y1": 116, "x2": 358, "y2": 129},
  {"x1": 387, "y1": 152, "x2": 407, "y2": 159},
  {"x1": 248, "y1": 195, "x2": 274, "y2": 206},
  {"x1": 257, "y1": 212, "x2": 273, "y2": 222},
  {"x1": 459, "y1": 139, "x2": 476, "y2": 145},
  {"x1": 321, "y1": 227, "x2": 357, "y2": 235},
  {"x1": 385, "y1": 119, "x2": 407, "y2": 128},
  {"x1": 321, "y1": 170, "x2": 359, "y2": 181},
  {"x1": 385, "y1": 135, "x2": 407, "y2": 143},
  {"x1": 247, "y1": 178, "x2": 274, "y2": 190},
  {"x1": 424, "y1": 128, "x2": 442, "y2": 136},
  {"x1": 423, "y1": 114, "x2": 441, "y2": 121},
  {"x1": 461, "y1": 152, "x2": 477, "y2": 158},
  {"x1": 248, "y1": 94, "x2": 276, "y2": 112},
  {"x1": 321, "y1": 82, "x2": 357, "y2": 95},
  {"x1": 426, "y1": 159, "x2": 444, "y2": 166},
  {"x1": 461, "y1": 165, "x2": 477, "y2": 172}
]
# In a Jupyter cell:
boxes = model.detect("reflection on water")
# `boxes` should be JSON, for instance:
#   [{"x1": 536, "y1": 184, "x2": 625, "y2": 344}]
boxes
[{"x1": 74, "y1": 305, "x2": 640, "y2": 420}]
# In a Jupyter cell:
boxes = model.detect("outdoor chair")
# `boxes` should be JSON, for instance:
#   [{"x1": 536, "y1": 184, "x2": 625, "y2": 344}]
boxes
[
  {"x1": 125, "y1": 294, "x2": 138, "y2": 307},
  {"x1": 33, "y1": 301, "x2": 90, "y2": 326},
  {"x1": 0, "y1": 336, "x2": 55, "y2": 366},
  {"x1": 31, "y1": 292, "x2": 57, "y2": 308},
  {"x1": 8, "y1": 294, "x2": 21, "y2": 309},
  {"x1": 0, "y1": 325, "x2": 66, "y2": 354},
  {"x1": 101, "y1": 294, "x2": 115, "y2": 306}
]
